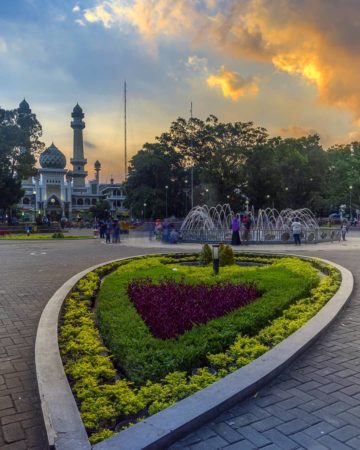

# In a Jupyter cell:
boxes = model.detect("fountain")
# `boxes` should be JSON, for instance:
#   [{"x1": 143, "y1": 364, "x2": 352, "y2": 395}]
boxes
[{"x1": 180, "y1": 204, "x2": 335, "y2": 244}]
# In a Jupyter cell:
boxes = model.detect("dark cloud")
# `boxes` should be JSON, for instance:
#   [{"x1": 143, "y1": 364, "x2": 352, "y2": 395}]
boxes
[{"x1": 84, "y1": 140, "x2": 97, "y2": 149}]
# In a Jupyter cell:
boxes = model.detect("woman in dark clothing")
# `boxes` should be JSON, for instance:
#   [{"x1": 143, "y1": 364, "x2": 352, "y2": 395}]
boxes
[{"x1": 231, "y1": 214, "x2": 241, "y2": 245}]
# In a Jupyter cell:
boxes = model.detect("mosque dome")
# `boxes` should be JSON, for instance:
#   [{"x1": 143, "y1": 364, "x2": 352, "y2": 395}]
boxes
[
  {"x1": 39, "y1": 143, "x2": 66, "y2": 169},
  {"x1": 18, "y1": 99, "x2": 31, "y2": 113}
]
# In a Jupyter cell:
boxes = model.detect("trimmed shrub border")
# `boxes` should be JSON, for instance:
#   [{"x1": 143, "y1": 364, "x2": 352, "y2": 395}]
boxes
[{"x1": 35, "y1": 253, "x2": 353, "y2": 450}]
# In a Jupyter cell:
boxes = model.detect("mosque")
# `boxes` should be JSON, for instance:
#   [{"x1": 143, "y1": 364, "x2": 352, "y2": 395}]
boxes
[{"x1": 17, "y1": 99, "x2": 126, "y2": 222}]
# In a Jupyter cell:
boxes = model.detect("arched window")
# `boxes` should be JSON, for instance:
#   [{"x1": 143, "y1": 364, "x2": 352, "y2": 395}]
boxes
[
  {"x1": 23, "y1": 197, "x2": 30, "y2": 205},
  {"x1": 85, "y1": 198, "x2": 90, "y2": 205},
  {"x1": 77, "y1": 198, "x2": 84, "y2": 205}
]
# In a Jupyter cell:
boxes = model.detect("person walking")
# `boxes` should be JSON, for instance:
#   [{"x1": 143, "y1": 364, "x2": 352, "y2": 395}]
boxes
[
  {"x1": 340, "y1": 220, "x2": 348, "y2": 241},
  {"x1": 291, "y1": 217, "x2": 302, "y2": 245},
  {"x1": 231, "y1": 214, "x2": 241, "y2": 245},
  {"x1": 105, "y1": 221, "x2": 112, "y2": 244}
]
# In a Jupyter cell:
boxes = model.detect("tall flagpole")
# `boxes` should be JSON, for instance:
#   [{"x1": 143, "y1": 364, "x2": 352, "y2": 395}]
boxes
[
  {"x1": 190, "y1": 101, "x2": 194, "y2": 209},
  {"x1": 124, "y1": 81, "x2": 127, "y2": 180}
]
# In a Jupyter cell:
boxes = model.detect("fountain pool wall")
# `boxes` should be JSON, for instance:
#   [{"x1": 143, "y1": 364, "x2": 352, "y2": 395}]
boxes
[{"x1": 180, "y1": 204, "x2": 337, "y2": 244}]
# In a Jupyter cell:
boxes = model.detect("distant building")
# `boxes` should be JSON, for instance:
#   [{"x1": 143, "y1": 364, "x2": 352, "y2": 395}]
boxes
[{"x1": 17, "y1": 100, "x2": 126, "y2": 221}]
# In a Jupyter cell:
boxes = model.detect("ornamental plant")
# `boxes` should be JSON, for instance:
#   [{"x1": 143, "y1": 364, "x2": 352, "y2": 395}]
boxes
[
  {"x1": 219, "y1": 244, "x2": 234, "y2": 266},
  {"x1": 199, "y1": 243, "x2": 212, "y2": 265},
  {"x1": 127, "y1": 278, "x2": 260, "y2": 339}
]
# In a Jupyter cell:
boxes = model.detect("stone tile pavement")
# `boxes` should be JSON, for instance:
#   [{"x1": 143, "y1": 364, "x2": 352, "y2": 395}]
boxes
[
  {"x1": 0, "y1": 239, "x2": 164, "y2": 450},
  {"x1": 0, "y1": 236, "x2": 360, "y2": 449}
]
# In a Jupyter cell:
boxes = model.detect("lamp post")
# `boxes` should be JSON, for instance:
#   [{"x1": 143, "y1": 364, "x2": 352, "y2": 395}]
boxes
[
  {"x1": 184, "y1": 179, "x2": 189, "y2": 215},
  {"x1": 212, "y1": 244, "x2": 220, "y2": 275},
  {"x1": 143, "y1": 202, "x2": 147, "y2": 220},
  {"x1": 165, "y1": 185, "x2": 168, "y2": 218},
  {"x1": 349, "y1": 185, "x2": 353, "y2": 221},
  {"x1": 266, "y1": 194, "x2": 274, "y2": 209},
  {"x1": 32, "y1": 190, "x2": 36, "y2": 223}
]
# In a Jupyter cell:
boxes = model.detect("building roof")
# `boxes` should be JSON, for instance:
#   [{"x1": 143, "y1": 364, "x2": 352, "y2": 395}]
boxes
[{"x1": 39, "y1": 143, "x2": 66, "y2": 169}]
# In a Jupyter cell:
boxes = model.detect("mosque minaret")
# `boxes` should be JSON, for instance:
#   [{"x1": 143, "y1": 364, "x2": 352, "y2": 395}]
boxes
[{"x1": 70, "y1": 103, "x2": 87, "y2": 191}]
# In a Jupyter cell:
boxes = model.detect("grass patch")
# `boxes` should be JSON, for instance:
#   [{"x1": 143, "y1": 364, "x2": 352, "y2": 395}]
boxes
[{"x1": 0, "y1": 233, "x2": 93, "y2": 240}]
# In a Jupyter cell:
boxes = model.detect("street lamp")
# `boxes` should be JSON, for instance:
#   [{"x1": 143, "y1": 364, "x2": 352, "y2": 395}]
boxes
[
  {"x1": 184, "y1": 179, "x2": 189, "y2": 215},
  {"x1": 32, "y1": 190, "x2": 36, "y2": 223},
  {"x1": 143, "y1": 202, "x2": 147, "y2": 219},
  {"x1": 349, "y1": 185, "x2": 353, "y2": 220},
  {"x1": 165, "y1": 185, "x2": 169, "y2": 218},
  {"x1": 266, "y1": 194, "x2": 274, "y2": 209}
]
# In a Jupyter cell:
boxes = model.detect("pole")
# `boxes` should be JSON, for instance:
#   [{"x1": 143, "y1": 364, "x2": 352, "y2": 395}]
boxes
[
  {"x1": 165, "y1": 186, "x2": 168, "y2": 218},
  {"x1": 124, "y1": 81, "x2": 127, "y2": 180},
  {"x1": 350, "y1": 186, "x2": 353, "y2": 220},
  {"x1": 190, "y1": 101, "x2": 194, "y2": 209}
]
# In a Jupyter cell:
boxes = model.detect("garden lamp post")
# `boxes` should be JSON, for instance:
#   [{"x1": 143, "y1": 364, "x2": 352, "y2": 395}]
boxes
[
  {"x1": 212, "y1": 244, "x2": 220, "y2": 275},
  {"x1": 143, "y1": 202, "x2": 147, "y2": 219},
  {"x1": 165, "y1": 185, "x2": 168, "y2": 218}
]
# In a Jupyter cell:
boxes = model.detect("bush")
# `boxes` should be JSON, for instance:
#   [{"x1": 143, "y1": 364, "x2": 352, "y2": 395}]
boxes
[
  {"x1": 199, "y1": 244, "x2": 213, "y2": 265},
  {"x1": 219, "y1": 244, "x2": 234, "y2": 266},
  {"x1": 52, "y1": 232, "x2": 64, "y2": 239}
]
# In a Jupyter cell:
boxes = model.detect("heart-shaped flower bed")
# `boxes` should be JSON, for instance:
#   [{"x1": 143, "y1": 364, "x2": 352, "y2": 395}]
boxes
[{"x1": 127, "y1": 278, "x2": 260, "y2": 339}]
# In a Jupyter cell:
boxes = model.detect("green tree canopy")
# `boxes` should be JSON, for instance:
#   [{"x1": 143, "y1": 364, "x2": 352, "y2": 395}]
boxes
[{"x1": 0, "y1": 104, "x2": 44, "y2": 211}]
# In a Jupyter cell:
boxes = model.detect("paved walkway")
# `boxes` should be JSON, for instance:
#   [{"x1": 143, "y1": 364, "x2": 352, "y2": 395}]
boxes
[{"x1": 0, "y1": 235, "x2": 359, "y2": 449}]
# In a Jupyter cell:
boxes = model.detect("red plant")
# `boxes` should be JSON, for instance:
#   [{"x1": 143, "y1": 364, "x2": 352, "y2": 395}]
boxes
[{"x1": 127, "y1": 278, "x2": 260, "y2": 339}]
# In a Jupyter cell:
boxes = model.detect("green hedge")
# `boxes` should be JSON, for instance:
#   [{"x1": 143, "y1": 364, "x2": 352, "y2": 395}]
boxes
[{"x1": 97, "y1": 256, "x2": 318, "y2": 384}]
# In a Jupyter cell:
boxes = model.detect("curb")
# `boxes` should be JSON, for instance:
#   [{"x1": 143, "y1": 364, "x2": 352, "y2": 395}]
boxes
[{"x1": 35, "y1": 255, "x2": 353, "y2": 450}]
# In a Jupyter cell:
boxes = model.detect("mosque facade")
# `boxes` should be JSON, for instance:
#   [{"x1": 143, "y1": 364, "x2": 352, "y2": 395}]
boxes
[{"x1": 17, "y1": 100, "x2": 126, "y2": 222}]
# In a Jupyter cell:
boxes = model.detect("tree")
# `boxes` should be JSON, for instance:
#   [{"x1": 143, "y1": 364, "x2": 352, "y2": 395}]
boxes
[
  {"x1": 89, "y1": 200, "x2": 111, "y2": 220},
  {"x1": 158, "y1": 115, "x2": 268, "y2": 205},
  {"x1": 0, "y1": 102, "x2": 44, "y2": 212},
  {"x1": 125, "y1": 143, "x2": 186, "y2": 218}
]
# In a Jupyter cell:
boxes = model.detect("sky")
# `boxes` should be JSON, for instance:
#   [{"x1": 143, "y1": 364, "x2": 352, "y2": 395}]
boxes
[{"x1": 1, "y1": 0, "x2": 360, "y2": 182}]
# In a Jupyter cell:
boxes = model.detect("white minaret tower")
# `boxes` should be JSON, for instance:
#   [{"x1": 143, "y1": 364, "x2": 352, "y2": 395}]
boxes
[{"x1": 70, "y1": 103, "x2": 87, "y2": 190}]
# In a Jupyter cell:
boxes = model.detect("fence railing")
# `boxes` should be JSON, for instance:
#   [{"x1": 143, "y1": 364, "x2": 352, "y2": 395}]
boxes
[{"x1": 180, "y1": 227, "x2": 338, "y2": 244}]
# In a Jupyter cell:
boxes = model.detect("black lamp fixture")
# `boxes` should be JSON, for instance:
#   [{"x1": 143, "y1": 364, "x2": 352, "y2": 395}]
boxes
[{"x1": 212, "y1": 244, "x2": 220, "y2": 275}]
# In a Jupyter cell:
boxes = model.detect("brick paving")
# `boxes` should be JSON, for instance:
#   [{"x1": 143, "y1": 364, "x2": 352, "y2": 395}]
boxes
[
  {"x1": 1, "y1": 238, "x2": 360, "y2": 449},
  {"x1": 0, "y1": 239, "x2": 164, "y2": 450}
]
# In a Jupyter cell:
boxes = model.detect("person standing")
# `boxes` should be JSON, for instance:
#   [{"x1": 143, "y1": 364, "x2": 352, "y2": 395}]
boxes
[
  {"x1": 340, "y1": 220, "x2": 348, "y2": 241},
  {"x1": 291, "y1": 217, "x2": 302, "y2": 245},
  {"x1": 231, "y1": 214, "x2": 241, "y2": 245},
  {"x1": 242, "y1": 214, "x2": 252, "y2": 244}
]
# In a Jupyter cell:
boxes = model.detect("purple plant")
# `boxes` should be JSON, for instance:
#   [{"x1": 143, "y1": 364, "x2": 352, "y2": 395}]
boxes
[{"x1": 127, "y1": 278, "x2": 260, "y2": 339}]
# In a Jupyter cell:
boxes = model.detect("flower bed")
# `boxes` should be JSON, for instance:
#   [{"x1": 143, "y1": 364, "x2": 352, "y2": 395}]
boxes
[
  {"x1": 58, "y1": 253, "x2": 341, "y2": 444},
  {"x1": 128, "y1": 278, "x2": 260, "y2": 339}
]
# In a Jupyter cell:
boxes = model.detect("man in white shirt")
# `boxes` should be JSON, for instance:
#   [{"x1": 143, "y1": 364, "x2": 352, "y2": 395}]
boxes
[{"x1": 291, "y1": 218, "x2": 302, "y2": 245}]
